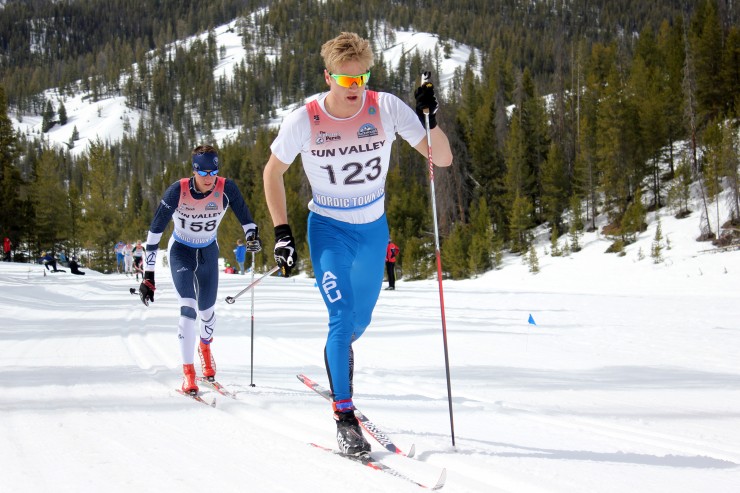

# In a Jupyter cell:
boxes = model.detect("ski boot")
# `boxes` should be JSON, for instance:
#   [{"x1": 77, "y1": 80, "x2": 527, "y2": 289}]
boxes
[
  {"x1": 182, "y1": 364, "x2": 198, "y2": 395},
  {"x1": 198, "y1": 337, "x2": 217, "y2": 381},
  {"x1": 334, "y1": 400, "x2": 370, "y2": 455}
]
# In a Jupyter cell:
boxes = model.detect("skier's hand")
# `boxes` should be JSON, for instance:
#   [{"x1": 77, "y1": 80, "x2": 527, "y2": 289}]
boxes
[
  {"x1": 414, "y1": 71, "x2": 438, "y2": 129},
  {"x1": 245, "y1": 226, "x2": 262, "y2": 253},
  {"x1": 273, "y1": 224, "x2": 297, "y2": 277},
  {"x1": 139, "y1": 271, "x2": 155, "y2": 306}
]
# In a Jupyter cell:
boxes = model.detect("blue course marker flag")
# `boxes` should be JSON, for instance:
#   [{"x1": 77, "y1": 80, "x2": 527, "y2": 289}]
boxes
[{"x1": 528, "y1": 314, "x2": 536, "y2": 326}]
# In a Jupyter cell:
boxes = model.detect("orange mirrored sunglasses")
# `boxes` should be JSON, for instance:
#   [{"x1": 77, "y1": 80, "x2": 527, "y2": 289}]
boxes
[{"x1": 329, "y1": 71, "x2": 371, "y2": 88}]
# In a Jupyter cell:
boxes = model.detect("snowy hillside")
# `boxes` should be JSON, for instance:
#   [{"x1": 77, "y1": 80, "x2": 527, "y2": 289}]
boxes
[{"x1": 10, "y1": 20, "x2": 479, "y2": 159}]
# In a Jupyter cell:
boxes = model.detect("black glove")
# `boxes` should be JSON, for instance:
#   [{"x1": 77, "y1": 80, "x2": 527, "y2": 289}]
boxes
[
  {"x1": 414, "y1": 71, "x2": 438, "y2": 129},
  {"x1": 274, "y1": 224, "x2": 297, "y2": 277},
  {"x1": 245, "y1": 227, "x2": 262, "y2": 253},
  {"x1": 139, "y1": 271, "x2": 155, "y2": 306}
]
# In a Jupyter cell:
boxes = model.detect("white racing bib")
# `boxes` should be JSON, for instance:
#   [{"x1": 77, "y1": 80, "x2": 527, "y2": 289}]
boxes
[
  {"x1": 172, "y1": 177, "x2": 227, "y2": 247},
  {"x1": 304, "y1": 91, "x2": 390, "y2": 223}
]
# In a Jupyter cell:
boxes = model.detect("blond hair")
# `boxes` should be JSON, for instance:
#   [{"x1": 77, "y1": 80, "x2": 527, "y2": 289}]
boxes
[
  {"x1": 320, "y1": 32, "x2": 374, "y2": 73},
  {"x1": 192, "y1": 144, "x2": 218, "y2": 156}
]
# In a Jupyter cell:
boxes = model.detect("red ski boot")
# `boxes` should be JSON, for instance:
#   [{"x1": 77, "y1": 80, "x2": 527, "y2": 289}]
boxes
[
  {"x1": 198, "y1": 338, "x2": 217, "y2": 381},
  {"x1": 182, "y1": 364, "x2": 198, "y2": 394}
]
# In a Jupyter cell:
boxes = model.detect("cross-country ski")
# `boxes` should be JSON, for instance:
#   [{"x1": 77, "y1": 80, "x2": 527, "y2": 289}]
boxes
[
  {"x1": 176, "y1": 389, "x2": 216, "y2": 407},
  {"x1": 297, "y1": 373, "x2": 415, "y2": 458},
  {"x1": 196, "y1": 377, "x2": 236, "y2": 399},
  {"x1": 309, "y1": 443, "x2": 446, "y2": 490}
]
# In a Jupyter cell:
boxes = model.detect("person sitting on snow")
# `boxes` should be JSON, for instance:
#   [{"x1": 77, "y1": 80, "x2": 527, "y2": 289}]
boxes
[
  {"x1": 69, "y1": 256, "x2": 85, "y2": 275},
  {"x1": 40, "y1": 251, "x2": 65, "y2": 273}
]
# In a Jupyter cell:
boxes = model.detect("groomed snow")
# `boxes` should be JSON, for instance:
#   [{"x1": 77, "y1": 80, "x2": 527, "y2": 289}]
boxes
[{"x1": 2, "y1": 200, "x2": 739, "y2": 492}]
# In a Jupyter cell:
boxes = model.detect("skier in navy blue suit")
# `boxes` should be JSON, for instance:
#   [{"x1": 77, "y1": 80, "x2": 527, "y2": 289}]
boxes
[{"x1": 138, "y1": 145, "x2": 262, "y2": 395}]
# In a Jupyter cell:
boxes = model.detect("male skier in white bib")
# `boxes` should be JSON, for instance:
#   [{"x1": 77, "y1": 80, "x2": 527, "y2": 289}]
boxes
[{"x1": 264, "y1": 32, "x2": 453, "y2": 454}]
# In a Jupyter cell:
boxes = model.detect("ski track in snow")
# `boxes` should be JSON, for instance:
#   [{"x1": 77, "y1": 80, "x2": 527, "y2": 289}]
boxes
[{"x1": 3, "y1": 241, "x2": 740, "y2": 493}]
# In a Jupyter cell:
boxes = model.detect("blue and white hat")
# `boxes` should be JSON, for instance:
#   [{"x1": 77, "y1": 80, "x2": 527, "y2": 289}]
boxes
[{"x1": 192, "y1": 151, "x2": 219, "y2": 172}]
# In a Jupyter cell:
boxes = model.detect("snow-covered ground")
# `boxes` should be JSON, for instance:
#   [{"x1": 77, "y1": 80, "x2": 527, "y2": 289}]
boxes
[{"x1": 2, "y1": 199, "x2": 739, "y2": 493}]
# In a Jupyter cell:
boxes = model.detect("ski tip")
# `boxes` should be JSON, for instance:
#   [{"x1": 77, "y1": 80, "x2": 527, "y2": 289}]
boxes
[
  {"x1": 309, "y1": 442, "x2": 331, "y2": 452},
  {"x1": 407, "y1": 443, "x2": 416, "y2": 459},
  {"x1": 431, "y1": 468, "x2": 447, "y2": 490}
]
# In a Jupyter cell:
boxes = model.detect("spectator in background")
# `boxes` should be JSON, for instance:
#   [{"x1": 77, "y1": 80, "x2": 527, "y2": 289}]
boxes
[
  {"x1": 224, "y1": 262, "x2": 236, "y2": 274},
  {"x1": 233, "y1": 239, "x2": 247, "y2": 274},
  {"x1": 385, "y1": 238, "x2": 400, "y2": 290},
  {"x1": 58, "y1": 250, "x2": 69, "y2": 267},
  {"x1": 132, "y1": 240, "x2": 145, "y2": 281},
  {"x1": 69, "y1": 256, "x2": 85, "y2": 275},
  {"x1": 123, "y1": 241, "x2": 134, "y2": 276},
  {"x1": 114, "y1": 240, "x2": 125, "y2": 273},
  {"x1": 41, "y1": 251, "x2": 65, "y2": 273},
  {"x1": 3, "y1": 237, "x2": 11, "y2": 262}
]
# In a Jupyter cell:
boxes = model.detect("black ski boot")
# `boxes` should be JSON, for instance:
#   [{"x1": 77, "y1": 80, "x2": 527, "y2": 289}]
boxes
[{"x1": 335, "y1": 411, "x2": 370, "y2": 455}]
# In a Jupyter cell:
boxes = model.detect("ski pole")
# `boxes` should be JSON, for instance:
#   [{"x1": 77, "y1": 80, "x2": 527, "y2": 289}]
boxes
[
  {"x1": 225, "y1": 265, "x2": 279, "y2": 304},
  {"x1": 422, "y1": 72, "x2": 456, "y2": 447},
  {"x1": 249, "y1": 251, "x2": 256, "y2": 387}
]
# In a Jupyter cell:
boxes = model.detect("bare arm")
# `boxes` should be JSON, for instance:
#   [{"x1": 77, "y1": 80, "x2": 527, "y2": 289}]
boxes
[
  {"x1": 414, "y1": 126, "x2": 453, "y2": 167},
  {"x1": 263, "y1": 153, "x2": 292, "y2": 226}
]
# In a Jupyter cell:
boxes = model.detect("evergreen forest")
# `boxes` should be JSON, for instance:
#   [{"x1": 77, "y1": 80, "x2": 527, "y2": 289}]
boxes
[{"x1": 0, "y1": 0, "x2": 739, "y2": 277}]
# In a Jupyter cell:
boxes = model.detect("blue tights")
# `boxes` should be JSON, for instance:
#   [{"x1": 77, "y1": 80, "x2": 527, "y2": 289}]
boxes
[{"x1": 307, "y1": 212, "x2": 388, "y2": 403}]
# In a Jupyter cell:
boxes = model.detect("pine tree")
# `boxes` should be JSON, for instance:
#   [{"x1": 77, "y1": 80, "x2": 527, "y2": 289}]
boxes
[
  {"x1": 526, "y1": 242, "x2": 539, "y2": 273},
  {"x1": 568, "y1": 194, "x2": 584, "y2": 253},
  {"x1": 541, "y1": 141, "x2": 569, "y2": 231},
  {"x1": 442, "y1": 222, "x2": 471, "y2": 280},
  {"x1": 651, "y1": 220, "x2": 664, "y2": 263},
  {"x1": 550, "y1": 226, "x2": 562, "y2": 257},
  {"x1": 657, "y1": 19, "x2": 686, "y2": 174},
  {"x1": 67, "y1": 182, "x2": 83, "y2": 256},
  {"x1": 124, "y1": 174, "x2": 149, "y2": 240},
  {"x1": 620, "y1": 188, "x2": 646, "y2": 244},
  {"x1": 58, "y1": 101, "x2": 68, "y2": 126},
  {"x1": 596, "y1": 64, "x2": 634, "y2": 226},
  {"x1": 401, "y1": 236, "x2": 432, "y2": 281},
  {"x1": 702, "y1": 119, "x2": 723, "y2": 202},
  {"x1": 722, "y1": 27, "x2": 740, "y2": 115},
  {"x1": 42, "y1": 100, "x2": 55, "y2": 133},
  {"x1": 720, "y1": 122, "x2": 740, "y2": 222},
  {"x1": 629, "y1": 49, "x2": 667, "y2": 209},
  {"x1": 509, "y1": 194, "x2": 533, "y2": 254},
  {"x1": 702, "y1": 118, "x2": 727, "y2": 235},
  {"x1": 32, "y1": 149, "x2": 70, "y2": 251},
  {"x1": 82, "y1": 139, "x2": 123, "y2": 271},
  {"x1": 0, "y1": 85, "x2": 25, "y2": 250},
  {"x1": 691, "y1": 0, "x2": 725, "y2": 121},
  {"x1": 467, "y1": 197, "x2": 493, "y2": 274},
  {"x1": 667, "y1": 157, "x2": 692, "y2": 217}
]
